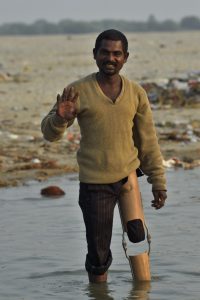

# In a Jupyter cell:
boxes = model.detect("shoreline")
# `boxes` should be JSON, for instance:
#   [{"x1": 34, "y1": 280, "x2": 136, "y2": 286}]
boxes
[
  {"x1": 1, "y1": 151, "x2": 200, "y2": 188},
  {"x1": 1, "y1": 104, "x2": 200, "y2": 188},
  {"x1": 1, "y1": 109, "x2": 200, "y2": 188}
]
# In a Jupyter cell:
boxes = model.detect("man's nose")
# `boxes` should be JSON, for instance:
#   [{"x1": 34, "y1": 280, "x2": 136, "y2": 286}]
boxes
[{"x1": 107, "y1": 53, "x2": 115, "y2": 61}]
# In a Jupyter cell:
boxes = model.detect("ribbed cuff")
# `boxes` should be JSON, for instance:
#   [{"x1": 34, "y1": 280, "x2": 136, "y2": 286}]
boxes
[
  {"x1": 152, "y1": 184, "x2": 167, "y2": 191},
  {"x1": 52, "y1": 112, "x2": 68, "y2": 126},
  {"x1": 85, "y1": 251, "x2": 112, "y2": 275}
]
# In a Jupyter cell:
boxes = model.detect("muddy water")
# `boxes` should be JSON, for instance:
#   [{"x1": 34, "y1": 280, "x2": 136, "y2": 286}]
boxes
[{"x1": 0, "y1": 168, "x2": 200, "y2": 299}]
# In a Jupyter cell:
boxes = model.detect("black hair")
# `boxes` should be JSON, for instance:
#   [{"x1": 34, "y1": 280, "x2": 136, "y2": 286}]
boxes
[{"x1": 94, "y1": 29, "x2": 128, "y2": 54}]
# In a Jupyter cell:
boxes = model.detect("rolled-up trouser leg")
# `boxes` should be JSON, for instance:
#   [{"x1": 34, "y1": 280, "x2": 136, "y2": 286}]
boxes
[{"x1": 79, "y1": 181, "x2": 122, "y2": 275}]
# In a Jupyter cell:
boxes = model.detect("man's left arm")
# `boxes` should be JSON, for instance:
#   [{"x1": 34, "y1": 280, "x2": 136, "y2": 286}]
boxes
[{"x1": 133, "y1": 87, "x2": 167, "y2": 209}]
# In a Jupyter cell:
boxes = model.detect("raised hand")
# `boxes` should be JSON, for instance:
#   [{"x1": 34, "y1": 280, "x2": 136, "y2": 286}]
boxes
[{"x1": 56, "y1": 86, "x2": 79, "y2": 121}]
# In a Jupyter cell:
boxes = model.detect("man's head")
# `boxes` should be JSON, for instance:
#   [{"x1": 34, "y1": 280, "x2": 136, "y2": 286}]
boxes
[
  {"x1": 93, "y1": 29, "x2": 128, "y2": 55},
  {"x1": 93, "y1": 29, "x2": 129, "y2": 76}
]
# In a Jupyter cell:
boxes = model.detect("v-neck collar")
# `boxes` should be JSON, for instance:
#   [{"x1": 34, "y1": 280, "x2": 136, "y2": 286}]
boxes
[{"x1": 92, "y1": 73, "x2": 125, "y2": 104}]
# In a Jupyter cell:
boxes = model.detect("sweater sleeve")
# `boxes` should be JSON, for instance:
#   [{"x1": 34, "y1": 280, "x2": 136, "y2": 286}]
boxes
[
  {"x1": 41, "y1": 103, "x2": 75, "y2": 142},
  {"x1": 133, "y1": 87, "x2": 166, "y2": 191}
]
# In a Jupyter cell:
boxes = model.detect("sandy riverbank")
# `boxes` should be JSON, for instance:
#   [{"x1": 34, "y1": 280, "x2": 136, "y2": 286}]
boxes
[{"x1": 0, "y1": 33, "x2": 200, "y2": 187}]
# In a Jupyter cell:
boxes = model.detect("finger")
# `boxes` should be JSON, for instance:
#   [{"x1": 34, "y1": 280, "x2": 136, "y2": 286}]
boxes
[
  {"x1": 151, "y1": 199, "x2": 165, "y2": 209},
  {"x1": 151, "y1": 200, "x2": 160, "y2": 207},
  {"x1": 152, "y1": 196, "x2": 165, "y2": 204},
  {"x1": 153, "y1": 191, "x2": 166, "y2": 202},
  {"x1": 62, "y1": 86, "x2": 71, "y2": 101},
  {"x1": 68, "y1": 86, "x2": 75, "y2": 100},
  {"x1": 158, "y1": 193, "x2": 166, "y2": 206},
  {"x1": 57, "y1": 94, "x2": 61, "y2": 104},
  {"x1": 62, "y1": 86, "x2": 76, "y2": 102},
  {"x1": 71, "y1": 91, "x2": 79, "y2": 103},
  {"x1": 160, "y1": 193, "x2": 167, "y2": 201},
  {"x1": 153, "y1": 193, "x2": 159, "y2": 203},
  {"x1": 151, "y1": 203, "x2": 161, "y2": 210},
  {"x1": 68, "y1": 87, "x2": 79, "y2": 102}
]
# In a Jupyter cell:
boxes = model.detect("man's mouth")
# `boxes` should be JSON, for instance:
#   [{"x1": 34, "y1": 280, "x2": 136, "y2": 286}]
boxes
[
  {"x1": 103, "y1": 62, "x2": 116, "y2": 67},
  {"x1": 103, "y1": 64, "x2": 116, "y2": 70}
]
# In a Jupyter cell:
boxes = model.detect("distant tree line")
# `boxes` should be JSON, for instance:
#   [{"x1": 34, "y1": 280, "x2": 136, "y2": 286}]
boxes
[{"x1": 0, "y1": 15, "x2": 200, "y2": 35}]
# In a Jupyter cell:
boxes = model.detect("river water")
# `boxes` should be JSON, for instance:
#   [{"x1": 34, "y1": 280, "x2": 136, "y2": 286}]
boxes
[{"x1": 0, "y1": 168, "x2": 200, "y2": 300}]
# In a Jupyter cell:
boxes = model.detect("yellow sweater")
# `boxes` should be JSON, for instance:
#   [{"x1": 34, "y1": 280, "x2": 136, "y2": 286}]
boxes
[{"x1": 41, "y1": 73, "x2": 166, "y2": 190}]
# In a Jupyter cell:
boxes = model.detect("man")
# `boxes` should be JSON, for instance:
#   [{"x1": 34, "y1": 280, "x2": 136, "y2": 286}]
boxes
[{"x1": 41, "y1": 29, "x2": 167, "y2": 283}]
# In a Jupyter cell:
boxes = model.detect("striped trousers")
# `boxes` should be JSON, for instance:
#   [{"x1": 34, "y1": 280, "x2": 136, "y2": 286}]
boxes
[{"x1": 79, "y1": 177, "x2": 127, "y2": 275}]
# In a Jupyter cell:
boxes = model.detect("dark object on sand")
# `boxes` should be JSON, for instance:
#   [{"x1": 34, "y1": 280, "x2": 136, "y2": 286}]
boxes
[{"x1": 41, "y1": 186, "x2": 65, "y2": 197}]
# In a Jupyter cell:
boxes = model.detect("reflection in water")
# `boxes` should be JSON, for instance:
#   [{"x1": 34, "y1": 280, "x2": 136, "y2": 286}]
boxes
[
  {"x1": 127, "y1": 281, "x2": 151, "y2": 300},
  {"x1": 84, "y1": 280, "x2": 151, "y2": 300},
  {"x1": 85, "y1": 282, "x2": 114, "y2": 300}
]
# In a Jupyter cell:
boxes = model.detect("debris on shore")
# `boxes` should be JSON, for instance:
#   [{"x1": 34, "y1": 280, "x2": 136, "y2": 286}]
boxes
[
  {"x1": 163, "y1": 157, "x2": 200, "y2": 169},
  {"x1": 156, "y1": 121, "x2": 200, "y2": 143},
  {"x1": 141, "y1": 71, "x2": 200, "y2": 108}
]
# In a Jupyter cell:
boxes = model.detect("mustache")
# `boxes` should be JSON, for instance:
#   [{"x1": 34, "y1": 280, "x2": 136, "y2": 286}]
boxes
[{"x1": 103, "y1": 61, "x2": 117, "y2": 66}]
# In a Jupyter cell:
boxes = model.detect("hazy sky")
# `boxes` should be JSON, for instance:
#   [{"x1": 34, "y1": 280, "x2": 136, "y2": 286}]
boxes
[{"x1": 0, "y1": 0, "x2": 200, "y2": 24}]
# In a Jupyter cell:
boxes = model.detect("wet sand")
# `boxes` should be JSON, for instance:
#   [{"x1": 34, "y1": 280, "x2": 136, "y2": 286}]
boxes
[{"x1": 0, "y1": 32, "x2": 200, "y2": 187}]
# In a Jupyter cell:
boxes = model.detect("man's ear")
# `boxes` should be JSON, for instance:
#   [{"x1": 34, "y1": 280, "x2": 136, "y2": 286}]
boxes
[
  {"x1": 93, "y1": 48, "x2": 96, "y2": 59},
  {"x1": 124, "y1": 52, "x2": 129, "y2": 63}
]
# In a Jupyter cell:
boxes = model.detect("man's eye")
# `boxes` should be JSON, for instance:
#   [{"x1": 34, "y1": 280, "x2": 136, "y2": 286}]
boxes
[
  {"x1": 115, "y1": 52, "x2": 122, "y2": 56},
  {"x1": 100, "y1": 50, "x2": 109, "y2": 55}
]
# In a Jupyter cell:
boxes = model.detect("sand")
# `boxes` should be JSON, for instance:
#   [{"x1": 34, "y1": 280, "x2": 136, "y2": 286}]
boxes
[{"x1": 0, "y1": 32, "x2": 200, "y2": 187}]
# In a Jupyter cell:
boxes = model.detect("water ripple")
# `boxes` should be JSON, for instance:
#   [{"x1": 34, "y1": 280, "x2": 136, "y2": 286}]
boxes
[{"x1": 28, "y1": 269, "x2": 85, "y2": 279}]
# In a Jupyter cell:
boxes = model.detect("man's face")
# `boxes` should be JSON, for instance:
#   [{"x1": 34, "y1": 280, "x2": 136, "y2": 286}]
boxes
[{"x1": 93, "y1": 39, "x2": 129, "y2": 76}]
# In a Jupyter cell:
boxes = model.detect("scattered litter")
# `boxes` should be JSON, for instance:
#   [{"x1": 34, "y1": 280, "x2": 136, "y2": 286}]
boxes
[
  {"x1": 66, "y1": 132, "x2": 80, "y2": 144},
  {"x1": 0, "y1": 72, "x2": 12, "y2": 82},
  {"x1": 141, "y1": 71, "x2": 200, "y2": 108},
  {"x1": 23, "y1": 135, "x2": 35, "y2": 141},
  {"x1": 31, "y1": 158, "x2": 41, "y2": 164},
  {"x1": 157, "y1": 121, "x2": 200, "y2": 143},
  {"x1": 13, "y1": 73, "x2": 30, "y2": 83},
  {"x1": 163, "y1": 158, "x2": 182, "y2": 168},
  {"x1": 0, "y1": 71, "x2": 30, "y2": 83},
  {"x1": 163, "y1": 157, "x2": 200, "y2": 169},
  {"x1": 8, "y1": 133, "x2": 19, "y2": 140}
]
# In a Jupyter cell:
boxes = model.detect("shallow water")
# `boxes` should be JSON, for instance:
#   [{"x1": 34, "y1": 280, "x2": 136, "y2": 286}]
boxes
[{"x1": 0, "y1": 169, "x2": 200, "y2": 300}]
